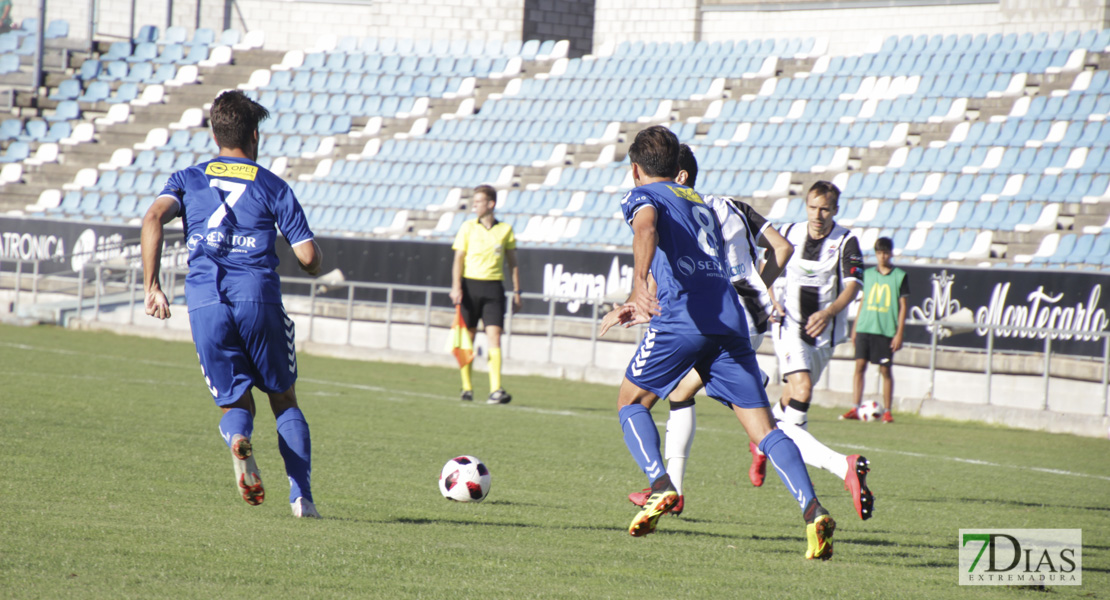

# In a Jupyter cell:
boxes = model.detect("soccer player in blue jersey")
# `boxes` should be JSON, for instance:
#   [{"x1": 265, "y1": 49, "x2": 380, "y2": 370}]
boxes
[
  {"x1": 141, "y1": 90, "x2": 323, "y2": 518},
  {"x1": 610, "y1": 126, "x2": 835, "y2": 558}
]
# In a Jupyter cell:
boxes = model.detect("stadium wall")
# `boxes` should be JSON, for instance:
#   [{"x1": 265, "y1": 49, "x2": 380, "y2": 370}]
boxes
[
  {"x1": 41, "y1": 0, "x2": 527, "y2": 51},
  {"x1": 2, "y1": 218, "x2": 1108, "y2": 358},
  {"x1": 594, "y1": 0, "x2": 1110, "y2": 56}
]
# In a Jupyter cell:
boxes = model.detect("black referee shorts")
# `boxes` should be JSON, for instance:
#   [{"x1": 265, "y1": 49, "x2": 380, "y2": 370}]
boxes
[{"x1": 460, "y1": 278, "x2": 506, "y2": 330}]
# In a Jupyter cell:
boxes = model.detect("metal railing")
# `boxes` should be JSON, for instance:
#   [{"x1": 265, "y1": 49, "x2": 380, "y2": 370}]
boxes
[{"x1": 3, "y1": 257, "x2": 1108, "y2": 416}]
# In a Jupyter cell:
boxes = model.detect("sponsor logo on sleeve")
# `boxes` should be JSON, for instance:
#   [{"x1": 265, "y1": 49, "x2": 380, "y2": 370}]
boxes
[
  {"x1": 205, "y1": 162, "x2": 257, "y2": 181},
  {"x1": 667, "y1": 185, "x2": 703, "y2": 204}
]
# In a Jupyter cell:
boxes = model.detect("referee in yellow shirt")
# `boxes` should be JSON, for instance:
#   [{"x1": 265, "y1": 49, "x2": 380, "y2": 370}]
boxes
[{"x1": 450, "y1": 184, "x2": 521, "y2": 404}]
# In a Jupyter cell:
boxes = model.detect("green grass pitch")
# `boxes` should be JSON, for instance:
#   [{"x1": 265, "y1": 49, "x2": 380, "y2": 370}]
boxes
[{"x1": 1, "y1": 323, "x2": 1107, "y2": 599}]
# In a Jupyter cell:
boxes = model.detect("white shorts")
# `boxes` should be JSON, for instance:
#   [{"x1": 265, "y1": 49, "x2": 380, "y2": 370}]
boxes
[{"x1": 772, "y1": 322, "x2": 833, "y2": 385}]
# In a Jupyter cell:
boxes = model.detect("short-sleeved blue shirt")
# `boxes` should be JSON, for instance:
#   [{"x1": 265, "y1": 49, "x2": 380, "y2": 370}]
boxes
[
  {"x1": 620, "y1": 181, "x2": 747, "y2": 337},
  {"x1": 158, "y1": 156, "x2": 314, "y2": 311}
]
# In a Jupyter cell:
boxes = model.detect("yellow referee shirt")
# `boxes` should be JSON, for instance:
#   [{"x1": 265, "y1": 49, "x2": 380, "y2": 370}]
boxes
[{"x1": 452, "y1": 219, "x2": 517, "y2": 281}]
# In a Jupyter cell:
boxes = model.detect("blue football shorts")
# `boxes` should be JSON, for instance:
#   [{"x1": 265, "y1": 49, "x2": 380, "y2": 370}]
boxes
[
  {"x1": 624, "y1": 328, "x2": 770, "y2": 409},
  {"x1": 189, "y1": 301, "x2": 297, "y2": 406}
]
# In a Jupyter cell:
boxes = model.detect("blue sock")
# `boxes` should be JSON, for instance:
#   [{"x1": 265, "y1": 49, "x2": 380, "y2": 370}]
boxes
[
  {"x1": 619, "y1": 404, "x2": 666, "y2": 484},
  {"x1": 276, "y1": 407, "x2": 312, "y2": 503},
  {"x1": 218, "y1": 408, "x2": 253, "y2": 448},
  {"x1": 759, "y1": 428, "x2": 818, "y2": 514}
]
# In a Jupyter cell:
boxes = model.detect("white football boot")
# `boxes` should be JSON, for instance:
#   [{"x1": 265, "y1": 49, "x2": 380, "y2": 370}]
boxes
[
  {"x1": 291, "y1": 497, "x2": 320, "y2": 518},
  {"x1": 230, "y1": 434, "x2": 265, "y2": 506}
]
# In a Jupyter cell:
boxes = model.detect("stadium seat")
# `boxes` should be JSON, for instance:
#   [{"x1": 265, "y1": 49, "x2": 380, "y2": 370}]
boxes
[
  {"x1": 48, "y1": 78, "x2": 81, "y2": 102},
  {"x1": 46, "y1": 101, "x2": 80, "y2": 122},
  {"x1": 0, "y1": 141, "x2": 31, "y2": 163}
]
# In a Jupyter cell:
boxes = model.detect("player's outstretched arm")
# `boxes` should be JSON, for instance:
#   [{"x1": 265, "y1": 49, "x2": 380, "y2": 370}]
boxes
[
  {"x1": 805, "y1": 280, "x2": 861, "y2": 338},
  {"x1": 599, "y1": 303, "x2": 637, "y2": 337},
  {"x1": 757, "y1": 225, "x2": 793, "y2": 288},
  {"x1": 627, "y1": 206, "x2": 661, "y2": 321},
  {"x1": 293, "y1": 239, "x2": 322, "y2": 276},
  {"x1": 141, "y1": 196, "x2": 179, "y2": 320}
]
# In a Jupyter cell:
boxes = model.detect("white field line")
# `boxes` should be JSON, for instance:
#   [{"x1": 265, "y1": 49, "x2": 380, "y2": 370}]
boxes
[{"x1": 838, "y1": 443, "x2": 1110, "y2": 483}]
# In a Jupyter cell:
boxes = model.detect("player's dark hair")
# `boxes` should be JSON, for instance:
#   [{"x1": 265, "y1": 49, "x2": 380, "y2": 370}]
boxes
[
  {"x1": 875, "y1": 236, "x2": 894, "y2": 253},
  {"x1": 678, "y1": 143, "x2": 698, "y2": 189},
  {"x1": 628, "y1": 125, "x2": 679, "y2": 179},
  {"x1": 209, "y1": 90, "x2": 270, "y2": 152},
  {"x1": 474, "y1": 184, "x2": 498, "y2": 206},
  {"x1": 808, "y1": 180, "x2": 841, "y2": 208}
]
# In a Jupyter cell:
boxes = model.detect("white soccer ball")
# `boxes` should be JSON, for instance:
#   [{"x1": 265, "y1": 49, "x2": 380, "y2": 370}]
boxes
[
  {"x1": 439, "y1": 455, "x2": 491, "y2": 502},
  {"x1": 859, "y1": 400, "x2": 884, "y2": 422}
]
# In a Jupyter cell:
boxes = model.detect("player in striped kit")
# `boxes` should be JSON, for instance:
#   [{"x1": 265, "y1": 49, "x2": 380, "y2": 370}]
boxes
[{"x1": 755, "y1": 181, "x2": 873, "y2": 520}]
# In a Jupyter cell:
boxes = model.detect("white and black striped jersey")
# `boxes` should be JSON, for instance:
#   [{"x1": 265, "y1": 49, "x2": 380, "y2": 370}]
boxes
[
  {"x1": 774, "y1": 221, "x2": 863, "y2": 347},
  {"x1": 704, "y1": 195, "x2": 774, "y2": 335}
]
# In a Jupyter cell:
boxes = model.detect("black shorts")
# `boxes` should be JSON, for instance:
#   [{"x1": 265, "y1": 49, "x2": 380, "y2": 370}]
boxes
[
  {"x1": 855, "y1": 332, "x2": 894, "y2": 366},
  {"x1": 460, "y1": 278, "x2": 506, "y2": 330}
]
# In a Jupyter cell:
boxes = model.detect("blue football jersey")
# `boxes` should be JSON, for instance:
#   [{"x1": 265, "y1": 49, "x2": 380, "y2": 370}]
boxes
[
  {"x1": 620, "y1": 181, "x2": 747, "y2": 336},
  {"x1": 158, "y1": 156, "x2": 314, "y2": 311}
]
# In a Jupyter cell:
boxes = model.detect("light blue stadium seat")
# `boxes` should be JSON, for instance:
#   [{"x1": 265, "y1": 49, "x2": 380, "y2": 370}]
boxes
[
  {"x1": 188, "y1": 130, "x2": 212, "y2": 152},
  {"x1": 520, "y1": 39, "x2": 540, "y2": 60},
  {"x1": 46, "y1": 100, "x2": 80, "y2": 121},
  {"x1": 997, "y1": 201, "x2": 1027, "y2": 229},
  {"x1": 78, "y1": 192, "x2": 101, "y2": 214},
  {"x1": 107, "y1": 82, "x2": 138, "y2": 104},
  {"x1": 76, "y1": 58, "x2": 100, "y2": 81},
  {"x1": 165, "y1": 130, "x2": 191, "y2": 151},
  {"x1": 220, "y1": 28, "x2": 240, "y2": 46},
  {"x1": 189, "y1": 27, "x2": 215, "y2": 46},
  {"x1": 171, "y1": 152, "x2": 195, "y2": 170},
  {"x1": 128, "y1": 42, "x2": 157, "y2": 63},
  {"x1": 114, "y1": 170, "x2": 137, "y2": 193},
  {"x1": 19, "y1": 119, "x2": 46, "y2": 142},
  {"x1": 44, "y1": 19, "x2": 69, "y2": 39},
  {"x1": 878, "y1": 200, "x2": 905, "y2": 228},
  {"x1": 148, "y1": 63, "x2": 176, "y2": 84},
  {"x1": 1086, "y1": 234, "x2": 1110, "y2": 264},
  {"x1": 136, "y1": 24, "x2": 159, "y2": 43},
  {"x1": 102, "y1": 41, "x2": 132, "y2": 61},
  {"x1": 121, "y1": 61, "x2": 154, "y2": 83},
  {"x1": 91, "y1": 169, "x2": 118, "y2": 192},
  {"x1": 1033, "y1": 175, "x2": 1058, "y2": 201},
  {"x1": 58, "y1": 191, "x2": 81, "y2": 213},
  {"x1": 0, "y1": 118, "x2": 22, "y2": 140},
  {"x1": 926, "y1": 229, "x2": 960, "y2": 258},
  {"x1": 49, "y1": 79, "x2": 81, "y2": 101},
  {"x1": 97, "y1": 193, "x2": 121, "y2": 216},
  {"x1": 115, "y1": 195, "x2": 138, "y2": 218},
  {"x1": 101, "y1": 60, "x2": 129, "y2": 82},
  {"x1": 182, "y1": 44, "x2": 208, "y2": 64},
  {"x1": 163, "y1": 26, "x2": 187, "y2": 45},
  {"x1": 1044, "y1": 233, "x2": 1077, "y2": 264},
  {"x1": 152, "y1": 43, "x2": 185, "y2": 64},
  {"x1": 261, "y1": 135, "x2": 283, "y2": 155},
  {"x1": 1063, "y1": 234, "x2": 1094, "y2": 264},
  {"x1": 324, "y1": 52, "x2": 345, "y2": 72}
]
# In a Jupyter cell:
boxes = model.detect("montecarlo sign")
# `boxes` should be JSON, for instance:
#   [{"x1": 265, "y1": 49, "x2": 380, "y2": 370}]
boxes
[{"x1": 904, "y1": 267, "x2": 1109, "y2": 356}]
